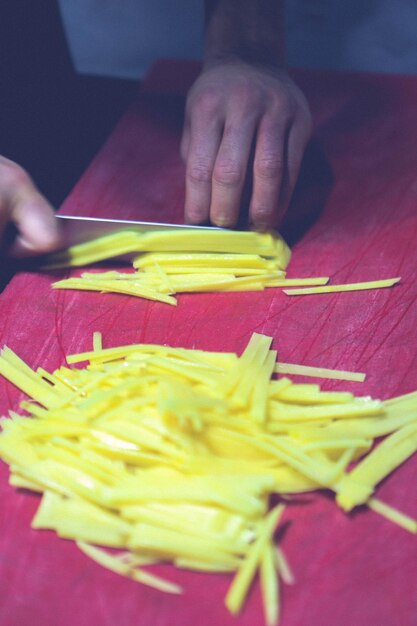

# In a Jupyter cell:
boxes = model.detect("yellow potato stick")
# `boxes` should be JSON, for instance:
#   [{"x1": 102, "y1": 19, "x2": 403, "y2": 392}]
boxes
[
  {"x1": 170, "y1": 274, "x2": 270, "y2": 293},
  {"x1": 251, "y1": 351, "x2": 277, "y2": 422},
  {"x1": 384, "y1": 389, "x2": 417, "y2": 407},
  {"x1": 66, "y1": 344, "x2": 154, "y2": 364},
  {"x1": 45, "y1": 229, "x2": 400, "y2": 318},
  {"x1": 46, "y1": 230, "x2": 293, "y2": 302},
  {"x1": 129, "y1": 522, "x2": 243, "y2": 564},
  {"x1": 274, "y1": 546, "x2": 295, "y2": 585},
  {"x1": 93, "y1": 332, "x2": 103, "y2": 352},
  {"x1": 175, "y1": 558, "x2": 236, "y2": 572},
  {"x1": 115, "y1": 552, "x2": 158, "y2": 567},
  {"x1": 46, "y1": 229, "x2": 290, "y2": 266},
  {"x1": 1, "y1": 347, "x2": 51, "y2": 386},
  {"x1": 0, "y1": 353, "x2": 59, "y2": 409},
  {"x1": 0, "y1": 332, "x2": 417, "y2": 625},
  {"x1": 231, "y1": 337, "x2": 274, "y2": 408},
  {"x1": 269, "y1": 399, "x2": 383, "y2": 423},
  {"x1": 36, "y1": 368, "x2": 73, "y2": 394},
  {"x1": 300, "y1": 438, "x2": 372, "y2": 453},
  {"x1": 134, "y1": 230, "x2": 288, "y2": 258},
  {"x1": 163, "y1": 267, "x2": 283, "y2": 276},
  {"x1": 336, "y1": 422, "x2": 417, "y2": 511},
  {"x1": 367, "y1": 498, "x2": 417, "y2": 534},
  {"x1": 283, "y1": 277, "x2": 401, "y2": 296},
  {"x1": 260, "y1": 542, "x2": 280, "y2": 626},
  {"x1": 44, "y1": 232, "x2": 145, "y2": 269},
  {"x1": 81, "y1": 271, "x2": 140, "y2": 281},
  {"x1": 268, "y1": 378, "x2": 293, "y2": 398},
  {"x1": 77, "y1": 542, "x2": 183, "y2": 594},
  {"x1": 275, "y1": 362, "x2": 366, "y2": 382},
  {"x1": 225, "y1": 504, "x2": 284, "y2": 615},
  {"x1": 225, "y1": 333, "x2": 273, "y2": 397},
  {"x1": 133, "y1": 252, "x2": 280, "y2": 270},
  {"x1": 265, "y1": 277, "x2": 329, "y2": 287},
  {"x1": 276, "y1": 385, "x2": 354, "y2": 405},
  {"x1": 52, "y1": 278, "x2": 178, "y2": 305}
]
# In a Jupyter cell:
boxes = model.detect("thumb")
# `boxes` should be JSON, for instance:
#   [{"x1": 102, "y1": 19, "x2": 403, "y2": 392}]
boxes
[{"x1": 9, "y1": 190, "x2": 62, "y2": 258}]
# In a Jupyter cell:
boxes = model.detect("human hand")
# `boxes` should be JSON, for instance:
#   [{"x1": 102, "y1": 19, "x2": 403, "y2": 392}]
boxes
[
  {"x1": 0, "y1": 156, "x2": 61, "y2": 257},
  {"x1": 181, "y1": 62, "x2": 312, "y2": 230}
]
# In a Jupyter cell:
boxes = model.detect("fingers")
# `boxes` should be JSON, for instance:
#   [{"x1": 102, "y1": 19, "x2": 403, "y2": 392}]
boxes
[
  {"x1": 0, "y1": 157, "x2": 61, "y2": 257},
  {"x1": 249, "y1": 115, "x2": 289, "y2": 230},
  {"x1": 10, "y1": 191, "x2": 61, "y2": 257},
  {"x1": 249, "y1": 109, "x2": 312, "y2": 230},
  {"x1": 209, "y1": 114, "x2": 256, "y2": 227},
  {"x1": 184, "y1": 101, "x2": 223, "y2": 225},
  {"x1": 184, "y1": 90, "x2": 258, "y2": 228},
  {"x1": 182, "y1": 65, "x2": 312, "y2": 231}
]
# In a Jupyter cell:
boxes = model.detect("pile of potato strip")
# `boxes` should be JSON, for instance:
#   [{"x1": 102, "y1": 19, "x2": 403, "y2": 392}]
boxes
[
  {"x1": 0, "y1": 332, "x2": 416, "y2": 624},
  {"x1": 44, "y1": 229, "x2": 400, "y2": 303}
]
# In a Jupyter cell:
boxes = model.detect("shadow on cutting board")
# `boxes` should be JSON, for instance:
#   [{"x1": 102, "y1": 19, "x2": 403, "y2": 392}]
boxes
[
  {"x1": 234, "y1": 136, "x2": 333, "y2": 243},
  {"x1": 280, "y1": 138, "x2": 333, "y2": 246}
]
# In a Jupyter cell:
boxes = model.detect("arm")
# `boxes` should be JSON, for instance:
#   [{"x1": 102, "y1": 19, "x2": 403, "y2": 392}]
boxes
[
  {"x1": 0, "y1": 157, "x2": 60, "y2": 256},
  {"x1": 182, "y1": 0, "x2": 312, "y2": 229}
]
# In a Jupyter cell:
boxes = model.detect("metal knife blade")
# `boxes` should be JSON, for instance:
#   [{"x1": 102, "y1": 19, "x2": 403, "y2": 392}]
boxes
[{"x1": 56, "y1": 214, "x2": 223, "y2": 248}]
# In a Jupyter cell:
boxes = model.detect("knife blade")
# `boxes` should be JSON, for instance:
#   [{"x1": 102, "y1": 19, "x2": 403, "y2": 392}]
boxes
[{"x1": 56, "y1": 214, "x2": 223, "y2": 248}]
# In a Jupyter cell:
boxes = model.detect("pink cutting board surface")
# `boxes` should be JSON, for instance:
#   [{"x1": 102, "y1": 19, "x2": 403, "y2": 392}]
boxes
[{"x1": 1, "y1": 60, "x2": 417, "y2": 626}]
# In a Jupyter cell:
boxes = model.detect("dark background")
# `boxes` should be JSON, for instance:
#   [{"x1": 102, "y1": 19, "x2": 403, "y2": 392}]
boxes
[{"x1": 0, "y1": 0, "x2": 138, "y2": 208}]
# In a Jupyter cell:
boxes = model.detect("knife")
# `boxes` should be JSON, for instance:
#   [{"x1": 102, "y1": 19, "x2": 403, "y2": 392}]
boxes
[{"x1": 56, "y1": 214, "x2": 222, "y2": 248}]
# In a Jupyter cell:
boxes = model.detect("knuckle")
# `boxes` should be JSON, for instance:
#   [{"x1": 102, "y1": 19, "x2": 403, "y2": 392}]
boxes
[
  {"x1": 253, "y1": 205, "x2": 274, "y2": 218},
  {"x1": 254, "y1": 155, "x2": 284, "y2": 180},
  {"x1": 251, "y1": 205, "x2": 275, "y2": 226},
  {"x1": 187, "y1": 160, "x2": 213, "y2": 185},
  {"x1": 190, "y1": 88, "x2": 221, "y2": 118},
  {"x1": 230, "y1": 84, "x2": 259, "y2": 110},
  {"x1": 270, "y1": 93, "x2": 293, "y2": 118},
  {"x1": 213, "y1": 160, "x2": 243, "y2": 187},
  {"x1": 186, "y1": 207, "x2": 209, "y2": 224}
]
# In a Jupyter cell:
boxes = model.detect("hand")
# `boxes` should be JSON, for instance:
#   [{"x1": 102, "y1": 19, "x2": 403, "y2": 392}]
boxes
[
  {"x1": 181, "y1": 62, "x2": 312, "y2": 230},
  {"x1": 0, "y1": 156, "x2": 61, "y2": 257}
]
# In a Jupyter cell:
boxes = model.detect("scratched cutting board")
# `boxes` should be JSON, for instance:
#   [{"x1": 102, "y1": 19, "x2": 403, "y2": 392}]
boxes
[{"x1": 1, "y1": 60, "x2": 417, "y2": 626}]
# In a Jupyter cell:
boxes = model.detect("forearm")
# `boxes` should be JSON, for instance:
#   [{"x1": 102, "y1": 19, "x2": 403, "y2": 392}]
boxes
[{"x1": 204, "y1": 0, "x2": 286, "y2": 69}]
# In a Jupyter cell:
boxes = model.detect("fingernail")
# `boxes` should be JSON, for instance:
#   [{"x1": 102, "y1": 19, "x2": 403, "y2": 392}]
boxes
[
  {"x1": 214, "y1": 215, "x2": 233, "y2": 228},
  {"x1": 251, "y1": 222, "x2": 270, "y2": 232},
  {"x1": 185, "y1": 211, "x2": 208, "y2": 225}
]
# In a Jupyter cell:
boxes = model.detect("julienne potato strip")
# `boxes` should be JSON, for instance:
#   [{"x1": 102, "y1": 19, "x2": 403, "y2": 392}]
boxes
[
  {"x1": 43, "y1": 228, "x2": 336, "y2": 304},
  {"x1": 0, "y1": 334, "x2": 417, "y2": 624},
  {"x1": 52, "y1": 277, "x2": 178, "y2": 305},
  {"x1": 225, "y1": 504, "x2": 284, "y2": 618},
  {"x1": 51, "y1": 270, "x2": 330, "y2": 304},
  {"x1": 366, "y1": 498, "x2": 417, "y2": 533},
  {"x1": 43, "y1": 229, "x2": 291, "y2": 268},
  {"x1": 275, "y1": 362, "x2": 366, "y2": 383},
  {"x1": 76, "y1": 541, "x2": 183, "y2": 594},
  {"x1": 261, "y1": 542, "x2": 280, "y2": 626},
  {"x1": 44, "y1": 229, "x2": 401, "y2": 305},
  {"x1": 283, "y1": 277, "x2": 401, "y2": 296}
]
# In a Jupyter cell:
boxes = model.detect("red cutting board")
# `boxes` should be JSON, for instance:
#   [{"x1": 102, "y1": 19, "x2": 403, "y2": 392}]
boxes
[{"x1": 1, "y1": 60, "x2": 417, "y2": 626}]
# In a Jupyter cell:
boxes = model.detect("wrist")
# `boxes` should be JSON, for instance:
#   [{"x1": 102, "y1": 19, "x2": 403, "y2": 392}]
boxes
[{"x1": 204, "y1": 0, "x2": 286, "y2": 71}]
